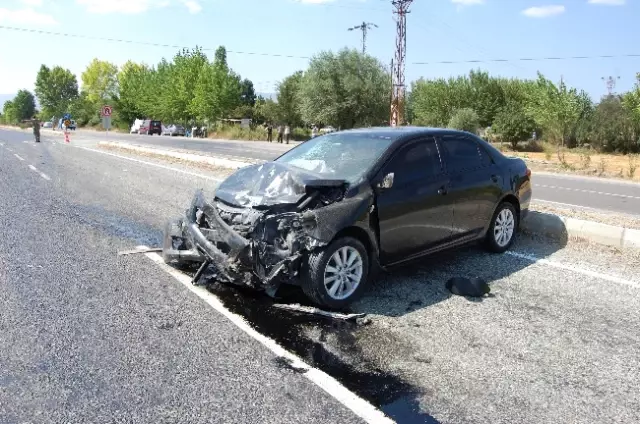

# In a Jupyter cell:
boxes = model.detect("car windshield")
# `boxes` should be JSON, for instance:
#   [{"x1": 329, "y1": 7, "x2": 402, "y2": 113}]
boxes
[{"x1": 274, "y1": 132, "x2": 397, "y2": 183}]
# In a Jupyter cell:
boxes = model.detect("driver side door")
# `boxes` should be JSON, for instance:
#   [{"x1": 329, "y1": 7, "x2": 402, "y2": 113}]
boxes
[{"x1": 375, "y1": 137, "x2": 454, "y2": 265}]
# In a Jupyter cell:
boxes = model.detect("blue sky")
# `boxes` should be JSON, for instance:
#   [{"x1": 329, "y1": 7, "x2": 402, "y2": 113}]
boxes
[{"x1": 0, "y1": 0, "x2": 638, "y2": 102}]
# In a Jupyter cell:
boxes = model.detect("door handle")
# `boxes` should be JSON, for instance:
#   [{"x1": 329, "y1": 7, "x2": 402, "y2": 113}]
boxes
[
  {"x1": 491, "y1": 174, "x2": 499, "y2": 183},
  {"x1": 437, "y1": 186, "x2": 447, "y2": 195}
]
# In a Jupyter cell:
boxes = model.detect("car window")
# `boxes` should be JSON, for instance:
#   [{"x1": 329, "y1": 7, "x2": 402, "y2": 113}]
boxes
[
  {"x1": 440, "y1": 135, "x2": 485, "y2": 173},
  {"x1": 383, "y1": 137, "x2": 443, "y2": 186}
]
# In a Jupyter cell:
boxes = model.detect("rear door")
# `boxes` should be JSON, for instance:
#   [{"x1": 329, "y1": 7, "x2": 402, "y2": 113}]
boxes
[
  {"x1": 375, "y1": 136, "x2": 454, "y2": 264},
  {"x1": 438, "y1": 134, "x2": 503, "y2": 238}
]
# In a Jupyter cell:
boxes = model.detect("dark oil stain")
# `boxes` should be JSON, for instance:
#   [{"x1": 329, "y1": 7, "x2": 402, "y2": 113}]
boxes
[{"x1": 201, "y1": 277, "x2": 440, "y2": 424}]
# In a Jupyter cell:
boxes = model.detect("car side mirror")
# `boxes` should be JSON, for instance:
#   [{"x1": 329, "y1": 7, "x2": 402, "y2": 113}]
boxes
[{"x1": 378, "y1": 172, "x2": 394, "y2": 190}]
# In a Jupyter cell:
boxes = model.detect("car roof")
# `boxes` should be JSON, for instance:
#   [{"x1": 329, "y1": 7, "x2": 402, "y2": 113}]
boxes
[{"x1": 336, "y1": 126, "x2": 477, "y2": 140}]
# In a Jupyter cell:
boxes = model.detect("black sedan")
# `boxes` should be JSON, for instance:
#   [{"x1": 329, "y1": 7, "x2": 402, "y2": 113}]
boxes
[{"x1": 163, "y1": 127, "x2": 532, "y2": 308}]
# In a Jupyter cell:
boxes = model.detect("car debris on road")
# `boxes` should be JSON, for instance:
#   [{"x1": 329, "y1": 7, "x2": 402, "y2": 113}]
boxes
[{"x1": 272, "y1": 303, "x2": 366, "y2": 321}]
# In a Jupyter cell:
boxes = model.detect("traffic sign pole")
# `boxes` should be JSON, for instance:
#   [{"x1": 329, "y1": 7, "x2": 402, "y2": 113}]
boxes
[{"x1": 101, "y1": 106, "x2": 113, "y2": 133}]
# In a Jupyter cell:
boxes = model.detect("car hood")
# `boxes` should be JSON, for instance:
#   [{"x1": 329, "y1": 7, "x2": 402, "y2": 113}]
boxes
[{"x1": 214, "y1": 162, "x2": 347, "y2": 208}]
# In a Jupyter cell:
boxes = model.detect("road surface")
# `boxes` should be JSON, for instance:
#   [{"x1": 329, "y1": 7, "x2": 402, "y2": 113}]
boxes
[
  {"x1": 2, "y1": 128, "x2": 640, "y2": 424},
  {"x1": 44, "y1": 127, "x2": 640, "y2": 217}
]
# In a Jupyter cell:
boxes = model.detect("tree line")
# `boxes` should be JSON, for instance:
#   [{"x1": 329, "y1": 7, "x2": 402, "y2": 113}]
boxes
[{"x1": 1, "y1": 44, "x2": 639, "y2": 153}]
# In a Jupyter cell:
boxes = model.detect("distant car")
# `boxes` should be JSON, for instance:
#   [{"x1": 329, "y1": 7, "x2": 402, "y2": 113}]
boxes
[
  {"x1": 320, "y1": 126, "x2": 336, "y2": 134},
  {"x1": 68, "y1": 120, "x2": 77, "y2": 130},
  {"x1": 42, "y1": 121, "x2": 52, "y2": 129},
  {"x1": 130, "y1": 119, "x2": 144, "y2": 134},
  {"x1": 140, "y1": 120, "x2": 162, "y2": 136},
  {"x1": 163, "y1": 127, "x2": 532, "y2": 308},
  {"x1": 162, "y1": 124, "x2": 186, "y2": 137}
]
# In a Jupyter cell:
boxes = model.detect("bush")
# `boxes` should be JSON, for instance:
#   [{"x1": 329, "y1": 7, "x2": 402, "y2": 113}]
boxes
[
  {"x1": 447, "y1": 108, "x2": 480, "y2": 134},
  {"x1": 492, "y1": 103, "x2": 535, "y2": 150}
]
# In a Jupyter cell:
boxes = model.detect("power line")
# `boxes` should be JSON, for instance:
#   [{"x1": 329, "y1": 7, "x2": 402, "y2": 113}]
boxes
[
  {"x1": 0, "y1": 25, "x2": 311, "y2": 59},
  {"x1": 412, "y1": 53, "x2": 640, "y2": 65}
]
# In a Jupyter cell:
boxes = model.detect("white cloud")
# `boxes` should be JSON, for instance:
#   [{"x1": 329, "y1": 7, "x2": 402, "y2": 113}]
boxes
[
  {"x1": 0, "y1": 7, "x2": 57, "y2": 25},
  {"x1": 181, "y1": 0, "x2": 202, "y2": 14},
  {"x1": 21, "y1": 0, "x2": 43, "y2": 6},
  {"x1": 452, "y1": 0, "x2": 485, "y2": 5},
  {"x1": 293, "y1": 0, "x2": 336, "y2": 4},
  {"x1": 75, "y1": 0, "x2": 203, "y2": 14},
  {"x1": 522, "y1": 5, "x2": 565, "y2": 18},
  {"x1": 588, "y1": 0, "x2": 625, "y2": 5}
]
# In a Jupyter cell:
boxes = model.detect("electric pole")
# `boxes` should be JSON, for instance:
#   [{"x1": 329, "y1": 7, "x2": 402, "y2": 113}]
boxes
[
  {"x1": 390, "y1": 0, "x2": 412, "y2": 127},
  {"x1": 601, "y1": 76, "x2": 620, "y2": 95},
  {"x1": 348, "y1": 21, "x2": 378, "y2": 55}
]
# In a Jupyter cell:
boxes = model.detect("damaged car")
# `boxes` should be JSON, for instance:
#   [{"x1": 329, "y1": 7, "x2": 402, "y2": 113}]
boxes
[{"x1": 163, "y1": 127, "x2": 532, "y2": 308}]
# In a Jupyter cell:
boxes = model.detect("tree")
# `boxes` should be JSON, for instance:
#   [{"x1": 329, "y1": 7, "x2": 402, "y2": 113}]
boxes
[
  {"x1": 2, "y1": 100, "x2": 16, "y2": 124},
  {"x1": 492, "y1": 102, "x2": 535, "y2": 149},
  {"x1": 12, "y1": 90, "x2": 37, "y2": 121},
  {"x1": 240, "y1": 78, "x2": 256, "y2": 106},
  {"x1": 167, "y1": 47, "x2": 208, "y2": 122},
  {"x1": 447, "y1": 108, "x2": 480, "y2": 133},
  {"x1": 116, "y1": 61, "x2": 151, "y2": 125},
  {"x1": 276, "y1": 71, "x2": 303, "y2": 126},
  {"x1": 589, "y1": 95, "x2": 637, "y2": 153},
  {"x1": 253, "y1": 96, "x2": 279, "y2": 124},
  {"x1": 81, "y1": 59, "x2": 119, "y2": 106},
  {"x1": 299, "y1": 48, "x2": 390, "y2": 129},
  {"x1": 34, "y1": 65, "x2": 79, "y2": 119}
]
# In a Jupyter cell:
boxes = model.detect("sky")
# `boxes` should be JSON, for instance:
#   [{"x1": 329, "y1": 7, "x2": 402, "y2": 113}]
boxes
[{"x1": 0, "y1": 0, "x2": 639, "y2": 103}]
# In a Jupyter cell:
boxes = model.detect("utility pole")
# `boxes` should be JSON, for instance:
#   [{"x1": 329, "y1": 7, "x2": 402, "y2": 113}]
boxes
[
  {"x1": 390, "y1": 0, "x2": 413, "y2": 127},
  {"x1": 348, "y1": 21, "x2": 378, "y2": 54},
  {"x1": 601, "y1": 75, "x2": 620, "y2": 95}
]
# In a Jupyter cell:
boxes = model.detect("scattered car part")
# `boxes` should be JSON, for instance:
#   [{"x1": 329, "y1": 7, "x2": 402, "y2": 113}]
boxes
[
  {"x1": 117, "y1": 247, "x2": 163, "y2": 256},
  {"x1": 272, "y1": 303, "x2": 366, "y2": 321},
  {"x1": 445, "y1": 277, "x2": 491, "y2": 297}
]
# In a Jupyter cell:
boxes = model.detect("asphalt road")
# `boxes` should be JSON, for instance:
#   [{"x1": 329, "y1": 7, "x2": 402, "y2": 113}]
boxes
[
  {"x1": 2, "y1": 128, "x2": 640, "y2": 424},
  {"x1": 0, "y1": 129, "x2": 363, "y2": 424},
  {"x1": 51, "y1": 128, "x2": 640, "y2": 216}
]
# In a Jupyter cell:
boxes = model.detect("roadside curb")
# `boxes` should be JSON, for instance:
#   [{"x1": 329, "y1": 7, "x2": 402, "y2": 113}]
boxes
[
  {"x1": 98, "y1": 141, "x2": 257, "y2": 169},
  {"x1": 522, "y1": 211, "x2": 640, "y2": 250},
  {"x1": 98, "y1": 140, "x2": 640, "y2": 251}
]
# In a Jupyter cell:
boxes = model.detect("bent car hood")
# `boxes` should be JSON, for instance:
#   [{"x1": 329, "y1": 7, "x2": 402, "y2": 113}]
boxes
[{"x1": 214, "y1": 162, "x2": 346, "y2": 208}]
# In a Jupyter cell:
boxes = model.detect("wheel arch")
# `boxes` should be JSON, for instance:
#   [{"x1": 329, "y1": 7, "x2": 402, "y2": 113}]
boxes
[{"x1": 330, "y1": 225, "x2": 379, "y2": 271}]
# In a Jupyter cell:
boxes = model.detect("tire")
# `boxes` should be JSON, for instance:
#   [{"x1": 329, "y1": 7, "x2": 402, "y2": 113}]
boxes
[
  {"x1": 301, "y1": 236, "x2": 370, "y2": 309},
  {"x1": 485, "y1": 201, "x2": 518, "y2": 253}
]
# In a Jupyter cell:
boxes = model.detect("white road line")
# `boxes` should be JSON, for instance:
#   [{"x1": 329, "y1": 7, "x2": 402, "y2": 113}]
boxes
[
  {"x1": 14, "y1": 154, "x2": 24, "y2": 161},
  {"x1": 141, "y1": 249, "x2": 394, "y2": 424},
  {"x1": 537, "y1": 184, "x2": 640, "y2": 201},
  {"x1": 507, "y1": 251, "x2": 640, "y2": 289},
  {"x1": 74, "y1": 145, "x2": 222, "y2": 182},
  {"x1": 27, "y1": 164, "x2": 51, "y2": 181}
]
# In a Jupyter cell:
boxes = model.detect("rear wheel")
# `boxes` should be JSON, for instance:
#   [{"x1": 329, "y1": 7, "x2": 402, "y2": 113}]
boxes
[
  {"x1": 485, "y1": 202, "x2": 518, "y2": 253},
  {"x1": 301, "y1": 237, "x2": 369, "y2": 309}
]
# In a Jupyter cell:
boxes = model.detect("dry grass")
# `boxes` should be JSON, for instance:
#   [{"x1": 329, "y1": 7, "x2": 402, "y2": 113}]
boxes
[{"x1": 494, "y1": 142, "x2": 640, "y2": 182}]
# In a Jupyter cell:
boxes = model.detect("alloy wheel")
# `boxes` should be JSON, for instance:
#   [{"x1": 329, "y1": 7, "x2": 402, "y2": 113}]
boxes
[{"x1": 323, "y1": 246, "x2": 364, "y2": 300}]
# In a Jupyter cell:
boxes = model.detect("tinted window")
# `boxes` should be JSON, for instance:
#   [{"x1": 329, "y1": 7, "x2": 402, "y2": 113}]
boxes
[
  {"x1": 151, "y1": 121, "x2": 161, "y2": 127},
  {"x1": 383, "y1": 138, "x2": 442, "y2": 185},
  {"x1": 440, "y1": 135, "x2": 485, "y2": 173}
]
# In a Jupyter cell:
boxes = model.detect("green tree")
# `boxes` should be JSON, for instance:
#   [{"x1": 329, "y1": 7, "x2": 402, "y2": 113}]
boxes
[
  {"x1": 589, "y1": 95, "x2": 637, "y2": 153},
  {"x1": 34, "y1": 65, "x2": 79, "y2": 119},
  {"x1": 81, "y1": 59, "x2": 119, "y2": 107},
  {"x1": 116, "y1": 61, "x2": 152, "y2": 125},
  {"x1": 12, "y1": 90, "x2": 37, "y2": 121},
  {"x1": 492, "y1": 102, "x2": 535, "y2": 149},
  {"x1": 447, "y1": 108, "x2": 480, "y2": 133},
  {"x1": 276, "y1": 71, "x2": 303, "y2": 126},
  {"x1": 2, "y1": 100, "x2": 16, "y2": 124},
  {"x1": 240, "y1": 78, "x2": 256, "y2": 106},
  {"x1": 299, "y1": 48, "x2": 390, "y2": 129},
  {"x1": 253, "y1": 96, "x2": 279, "y2": 124},
  {"x1": 166, "y1": 47, "x2": 208, "y2": 123}
]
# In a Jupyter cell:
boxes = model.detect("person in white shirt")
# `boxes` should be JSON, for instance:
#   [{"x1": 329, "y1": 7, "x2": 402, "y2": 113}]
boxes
[{"x1": 284, "y1": 125, "x2": 291, "y2": 144}]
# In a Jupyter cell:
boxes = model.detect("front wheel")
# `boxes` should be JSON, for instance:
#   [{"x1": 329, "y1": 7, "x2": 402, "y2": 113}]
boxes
[
  {"x1": 485, "y1": 202, "x2": 518, "y2": 253},
  {"x1": 301, "y1": 237, "x2": 370, "y2": 309}
]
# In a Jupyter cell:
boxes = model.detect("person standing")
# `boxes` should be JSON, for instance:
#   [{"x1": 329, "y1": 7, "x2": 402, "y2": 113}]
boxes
[
  {"x1": 277, "y1": 124, "x2": 284, "y2": 143},
  {"x1": 311, "y1": 125, "x2": 318, "y2": 138},
  {"x1": 284, "y1": 124, "x2": 291, "y2": 144},
  {"x1": 267, "y1": 123, "x2": 273, "y2": 142}
]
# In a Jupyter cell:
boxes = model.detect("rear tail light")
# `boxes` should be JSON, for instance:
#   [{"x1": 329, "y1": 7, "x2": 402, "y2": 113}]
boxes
[{"x1": 525, "y1": 168, "x2": 532, "y2": 178}]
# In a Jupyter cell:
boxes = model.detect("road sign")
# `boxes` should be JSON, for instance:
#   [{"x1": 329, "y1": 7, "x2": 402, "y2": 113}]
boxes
[{"x1": 101, "y1": 105, "x2": 112, "y2": 117}]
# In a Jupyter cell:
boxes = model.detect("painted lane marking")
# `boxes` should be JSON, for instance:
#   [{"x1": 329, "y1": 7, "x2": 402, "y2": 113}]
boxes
[
  {"x1": 28, "y1": 164, "x2": 51, "y2": 181},
  {"x1": 536, "y1": 184, "x2": 640, "y2": 201},
  {"x1": 141, "y1": 249, "x2": 394, "y2": 424},
  {"x1": 507, "y1": 251, "x2": 639, "y2": 289},
  {"x1": 72, "y1": 145, "x2": 222, "y2": 182},
  {"x1": 14, "y1": 154, "x2": 24, "y2": 161}
]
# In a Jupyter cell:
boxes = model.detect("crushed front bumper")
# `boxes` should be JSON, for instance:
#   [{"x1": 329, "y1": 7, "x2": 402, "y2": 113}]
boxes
[{"x1": 162, "y1": 190, "x2": 306, "y2": 293}]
